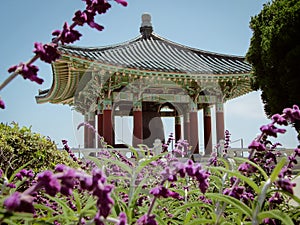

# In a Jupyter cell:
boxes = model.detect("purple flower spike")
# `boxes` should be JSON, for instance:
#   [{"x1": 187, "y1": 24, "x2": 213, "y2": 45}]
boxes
[
  {"x1": 276, "y1": 178, "x2": 296, "y2": 195},
  {"x1": 117, "y1": 212, "x2": 127, "y2": 225},
  {"x1": 0, "y1": 99, "x2": 5, "y2": 109},
  {"x1": 73, "y1": 10, "x2": 104, "y2": 31},
  {"x1": 37, "y1": 171, "x2": 61, "y2": 196},
  {"x1": 4, "y1": 192, "x2": 35, "y2": 213},
  {"x1": 34, "y1": 42, "x2": 60, "y2": 63},
  {"x1": 248, "y1": 140, "x2": 266, "y2": 151},
  {"x1": 85, "y1": 0, "x2": 111, "y2": 15},
  {"x1": 12, "y1": 63, "x2": 43, "y2": 84},
  {"x1": 260, "y1": 124, "x2": 286, "y2": 137},
  {"x1": 52, "y1": 22, "x2": 82, "y2": 45},
  {"x1": 137, "y1": 214, "x2": 158, "y2": 225},
  {"x1": 271, "y1": 114, "x2": 288, "y2": 126},
  {"x1": 22, "y1": 64, "x2": 43, "y2": 84},
  {"x1": 150, "y1": 185, "x2": 182, "y2": 200}
]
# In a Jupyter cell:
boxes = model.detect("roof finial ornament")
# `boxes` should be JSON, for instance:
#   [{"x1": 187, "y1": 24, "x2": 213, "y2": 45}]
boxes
[{"x1": 140, "y1": 13, "x2": 153, "y2": 39}]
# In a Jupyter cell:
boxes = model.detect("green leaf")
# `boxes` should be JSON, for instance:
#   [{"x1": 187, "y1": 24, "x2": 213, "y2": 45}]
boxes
[
  {"x1": 258, "y1": 210, "x2": 294, "y2": 225},
  {"x1": 270, "y1": 157, "x2": 287, "y2": 182},
  {"x1": 155, "y1": 214, "x2": 168, "y2": 225},
  {"x1": 73, "y1": 191, "x2": 81, "y2": 213},
  {"x1": 183, "y1": 207, "x2": 195, "y2": 224},
  {"x1": 185, "y1": 218, "x2": 214, "y2": 225},
  {"x1": 210, "y1": 167, "x2": 260, "y2": 194},
  {"x1": 206, "y1": 193, "x2": 252, "y2": 217},
  {"x1": 173, "y1": 201, "x2": 213, "y2": 217},
  {"x1": 87, "y1": 155, "x2": 133, "y2": 175},
  {"x1": 80, "y1": 195, "x2": 97, "y2": 215},
  {"x1": 234, "y1": 157, "x2": 268, "y2": 180},
  {"x1": 135, "y1": 153, "x2": 167, "y2": 175}
]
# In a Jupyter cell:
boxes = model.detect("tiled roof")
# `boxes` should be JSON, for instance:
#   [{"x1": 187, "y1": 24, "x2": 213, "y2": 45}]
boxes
[{"x1": 59, "y1": 33, "x2": 252, "y2": 75}]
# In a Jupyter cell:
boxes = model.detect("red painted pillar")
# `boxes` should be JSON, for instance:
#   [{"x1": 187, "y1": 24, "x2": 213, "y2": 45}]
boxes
[
  {"x1": 216, "y1": 102, "x2": 225, "y2": 144},
  {"x1": 133, "y1": 99, "x2": 143, "y2": 146},
  {"x1": 189, "y1": 103, "x2": 199, "y2": 154},
  {"x1": 133, "y1": 110, "x2": 143, "y2": 147},
  {"x1": 103, "y1": 99, "x2": 113, "y2": 146},
  {"x1": 203, "y1": 106, "x2": 212, "y2": 155},
  {"x1": 175, "y1": 116, "x2": 181, "y2": 142},
  {"x1": 97, "y1": 104, "x2": 103, "y2": 148},
  {"x1": 183, "y1": 112, "x2": 190, "y2": 143}
]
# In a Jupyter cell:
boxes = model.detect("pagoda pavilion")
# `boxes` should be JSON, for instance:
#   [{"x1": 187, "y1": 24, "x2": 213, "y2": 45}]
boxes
[{"x1": 36, "y1": 13, "x2": 253, "y2": 155}]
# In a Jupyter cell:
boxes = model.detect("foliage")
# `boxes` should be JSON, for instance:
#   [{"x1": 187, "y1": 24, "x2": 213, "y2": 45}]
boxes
[
  {"x1": 246, "y1": 0, "x2": 300, "y2": 134},
  {"x1": 0, "y1": 122, "x2": 78, "y2": 178},
  {"x1": 1, "y1": 105, "x2": 300, "y2": 225}
]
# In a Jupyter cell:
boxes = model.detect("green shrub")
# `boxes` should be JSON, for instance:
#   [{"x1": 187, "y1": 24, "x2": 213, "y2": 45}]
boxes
[{"x1": 0, "y1": 122, "x2": 78, "y2": 177}]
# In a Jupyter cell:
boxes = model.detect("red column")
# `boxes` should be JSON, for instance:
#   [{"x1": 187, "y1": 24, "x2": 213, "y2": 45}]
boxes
[
  {"x1": 175, "y1": 116, "x2": 181, "y2": 142},
  {"x1": 97, "y1": 108, "x2": 103, "y2": 148},
  {"x1": 203, "y1": 106, "x2": 212, "y2": 155},
  {"x1": 103, "y1": 100, "x2": 113, "y2": 146},
  {"x1": 133, "y1": 109, "x2": 143, "y2": 147},
  {"x1": 216, "y1": 102, "x2": 225, "y2": 143},
  {"x1": 189, "y1": 103, "x2": 199, "y2": 154},
  {"x1": 183, "y1": 112, "x2": 190, "y2": 143}
]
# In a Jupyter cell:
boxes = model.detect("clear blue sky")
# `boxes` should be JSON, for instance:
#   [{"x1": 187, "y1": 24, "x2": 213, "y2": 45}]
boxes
[{"x1": 0, "y1": 0, "x2": 298, "y2": 150}]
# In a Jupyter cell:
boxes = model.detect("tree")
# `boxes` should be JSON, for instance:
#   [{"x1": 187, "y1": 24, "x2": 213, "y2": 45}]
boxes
[{"x1": 246, "y1": 0, "x2": 300, "y2": 137}]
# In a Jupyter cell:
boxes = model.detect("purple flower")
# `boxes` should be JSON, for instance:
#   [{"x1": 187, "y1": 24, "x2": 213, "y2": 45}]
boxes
[
  {"x1": 150, "y1": 185, "x2": 182, "y2": 200},
  {"x1": 195, "y1": 170, "x2": 210, "y2": 193},
  {"x1": 275, "y1": 178, "x2": 296, "y2": 195},
  {"x1": 37, "y1": 170, "x2": 61, "y2": 196},
  {"x1": 0, "y1": 99, "x2": 5, "y2": 109},
  {"x1": 161, "y1": 167, "x2": 177, "y2": 182},
  {"x1": 260, "y1": 124, "x2": 286, "y2": 137},
  {"x1": 117, "y1": 212, "x2": 127, "y2": 225},
  {"x1": 52, "y1": 22, "x2": 82, "y2": 44},
  {"x1": 263, "y1": 218, "x2": 277, "y2": 225},
  {"x1": 268, "y1": 192, "x2": 283, "y2": 205},
  {"x1": 4, "y1": 192, "x2": 35, "y2": 213},
  {"x1": 59, "y1": 168, "x2": 77, "y2": 196},
  {"x1": 238, "y1": 162, "x2": 257, "y2": 176},
  {"x1": 8, "y1": 63, "x2": 43, "y2": 84},
  {"x1": 185, "y1": 159, "x2": 200, "y2": 176},
  {"x1": 7, "y1": 183, "x2": 16, "y2": 188},
  {"x1": 84, "y1": 0, "x2": 111, "y2": 15},
  {"x1": 4, "y1": 192, "x2": 21, "y2": 211},
  {"x1": 295, "y1": 147, "x2": 300, "y2": 157},
  {"x1": 223, "y1": 186, "x2": 245, "y2": 199},
  {"x1": 248, "y1": 140, "x2": 266, "y2": 151},
  {"x1": 136, "y1": 214, "x2": 158, "y2": 225},
  {"x1": 271, "y1": 114, "x2": 288, "y2": 125},
  {"x1": 16, "y1": 169, "x2": 34, "y2": 180},
  {"x1": 33, "y1": 42, "x2": 60, "y2": 63},
  {"x1": 199, "y1": 195, "x2": 212, "y2": 204},
  {"x1": 73, "y1": 10, "x2": 104, "y2": 31}
]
